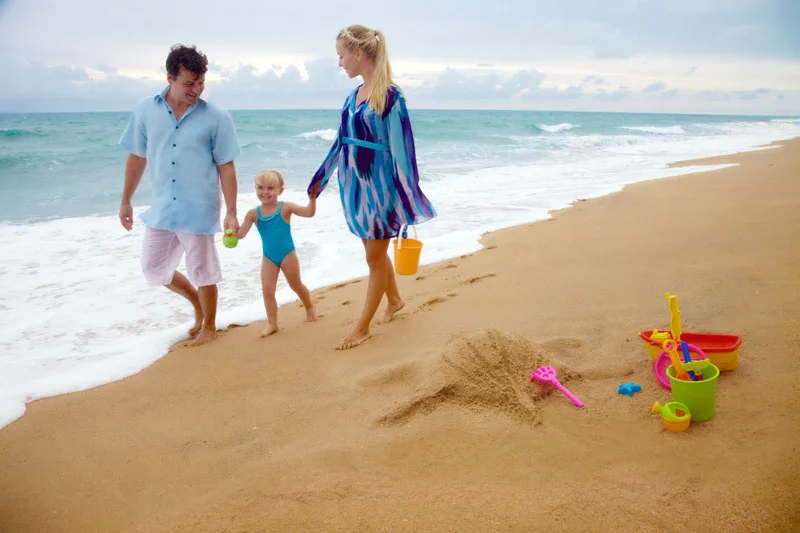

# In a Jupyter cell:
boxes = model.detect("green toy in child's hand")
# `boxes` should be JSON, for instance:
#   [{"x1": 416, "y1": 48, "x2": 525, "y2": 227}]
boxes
[{"x1": 222, "y1": 228, "x2": 239, "y2": 248}]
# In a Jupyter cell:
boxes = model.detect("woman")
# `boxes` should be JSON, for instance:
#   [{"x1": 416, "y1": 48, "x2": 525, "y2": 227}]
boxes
[{"x1": 308, "y1": 24, "x2": 437, "y2": 350}]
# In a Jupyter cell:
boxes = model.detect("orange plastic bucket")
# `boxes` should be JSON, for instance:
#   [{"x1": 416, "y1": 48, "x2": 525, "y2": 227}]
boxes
[{"x1": 393, "y1": 225, "x2": 423, "y2": 275}]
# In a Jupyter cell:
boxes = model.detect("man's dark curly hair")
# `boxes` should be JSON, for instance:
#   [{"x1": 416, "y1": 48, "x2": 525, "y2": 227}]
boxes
[{"x1": 166, "y1": 44, "x2": 208, "y2": 78}]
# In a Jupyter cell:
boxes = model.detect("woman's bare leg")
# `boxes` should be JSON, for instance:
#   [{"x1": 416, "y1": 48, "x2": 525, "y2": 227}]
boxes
[{"x1": 336, "y1": 239, "x2": 392, "y2": 350}]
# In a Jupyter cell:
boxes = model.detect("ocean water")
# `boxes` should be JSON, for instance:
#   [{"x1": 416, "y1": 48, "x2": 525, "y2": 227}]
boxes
[{"x1": 1, "y1": 107, "x2": 798, "y2": 429}]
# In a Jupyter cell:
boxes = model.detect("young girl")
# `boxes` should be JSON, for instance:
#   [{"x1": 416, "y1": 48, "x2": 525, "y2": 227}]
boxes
[{"x1": 238, "y1": 169, "x2": 318, "y2": 337}]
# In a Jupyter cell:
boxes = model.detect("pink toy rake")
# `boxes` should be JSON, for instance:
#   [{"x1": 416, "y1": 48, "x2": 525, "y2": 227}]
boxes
[{"x1": 530, "y1": 366, "x2": 584, "y2": 408}]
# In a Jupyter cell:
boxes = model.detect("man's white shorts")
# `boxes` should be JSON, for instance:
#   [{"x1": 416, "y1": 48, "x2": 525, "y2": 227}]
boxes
[{"x1": 141, "y1": 227, "x2": 222, "y2": 287}]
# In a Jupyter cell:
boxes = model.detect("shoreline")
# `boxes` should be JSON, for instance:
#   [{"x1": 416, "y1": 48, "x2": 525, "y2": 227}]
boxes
[
  {"x1": 3, "y1": 134, "x2": 796, "y2": 433},
  {"x1": 1, "y1": 138, "x2": 799, "y2": 531}
]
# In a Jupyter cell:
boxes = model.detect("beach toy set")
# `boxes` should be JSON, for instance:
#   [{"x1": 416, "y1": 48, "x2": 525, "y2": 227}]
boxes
[
  {"x1": 641, "y1": 293, "x2": 740, "y2": 431},
  {"x1": 639, "y1": 293, "x2": 742, "y2": 371}
]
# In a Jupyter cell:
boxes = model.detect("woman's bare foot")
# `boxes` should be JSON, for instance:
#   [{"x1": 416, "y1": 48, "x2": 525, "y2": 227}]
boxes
[
  {"x1": 260, "y1": 324, "x2": 279, "y2": 338},
  {"x1": 188, "y1": 308, "x2": 204, "y2": 337},
  {"x1": 191, "y1": 327, "x2": 216, "y2": 346},
  {"x1": 335, "y1": 327, "x2": 372, "y2": 350},
  {"x1": 305, "y1": 305, "x2": 318, "y2": 322},
  {"x1": 377, "y1": 300, "x2": 405, "y2": 324}
]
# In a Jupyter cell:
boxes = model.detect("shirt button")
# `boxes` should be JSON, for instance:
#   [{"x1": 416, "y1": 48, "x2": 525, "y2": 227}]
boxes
[
  {"x1": 173, "y1": 197, "x2": 176, "y2": 200},
  {"x1": 172, "y1": 179, "x2": 176, "y2": 182},
  {"x1": 172, "y1": 161, "x2": 175, "y2": 165},
  {"x1": 173, "y1": 144, "x2": 176, "y2": 147},
  {"x1": 175, "y1": 126, "x2": 179, "y2": 129}
]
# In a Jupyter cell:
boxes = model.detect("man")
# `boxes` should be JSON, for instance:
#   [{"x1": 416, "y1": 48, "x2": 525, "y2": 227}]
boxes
[{"x1": 119, "y1": 44, "x2": 240, "y2": 346}]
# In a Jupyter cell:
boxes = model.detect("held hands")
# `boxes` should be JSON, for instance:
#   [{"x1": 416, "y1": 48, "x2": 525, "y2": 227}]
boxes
[
  {"x1": 223, "y1": 210, "x2": 240, "y2": 236},
  {"x1": 308, "y1": 182, "x2": 320, "y2": 200},
  {"x1": 119, "y1": 203, "x2": 134, "y2": 231}
]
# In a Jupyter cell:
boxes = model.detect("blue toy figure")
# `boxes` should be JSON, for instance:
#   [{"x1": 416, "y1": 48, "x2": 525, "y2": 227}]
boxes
[{"x1": 618, "y1": 382, "x2": 642, "y2": 397}]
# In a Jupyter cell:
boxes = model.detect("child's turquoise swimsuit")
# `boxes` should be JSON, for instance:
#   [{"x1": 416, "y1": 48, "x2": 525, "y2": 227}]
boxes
[{"x1": 256, "y1": 202, "x2": 295, "y2": 267}]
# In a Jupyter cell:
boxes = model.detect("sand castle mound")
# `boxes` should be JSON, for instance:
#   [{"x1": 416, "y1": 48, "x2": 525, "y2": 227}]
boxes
[{"x1": 379, "y1": 329, "x2": 579, "y2": 426}]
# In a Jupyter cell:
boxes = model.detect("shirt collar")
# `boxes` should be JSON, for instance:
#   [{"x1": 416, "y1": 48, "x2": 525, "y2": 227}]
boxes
[{"x1": 154, "y1": 86, "x2": 206, "y2": 108}]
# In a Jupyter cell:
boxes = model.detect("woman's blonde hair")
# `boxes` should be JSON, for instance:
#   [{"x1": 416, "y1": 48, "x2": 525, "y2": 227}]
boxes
[
  {"x1": 338, "y1": 24, "x2": 394, "y2": 114},
  {"x1": 254, "y1": 169, "x2": 284, "y2": 188}
]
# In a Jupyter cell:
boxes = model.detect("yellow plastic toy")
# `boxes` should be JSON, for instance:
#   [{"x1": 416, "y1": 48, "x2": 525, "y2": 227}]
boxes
[
  {"x1": 662, "y1": 339, "x2": 690, "y2": 381},
  {"x1": 651, "y1": 401, "x2": 692, "y2": 432},
  {"x1": 665, "y1": 292, "x2": 682, "y2": 341},
  {"x1": 649, "y1": 329, "x2": 671, "y2": 344}
]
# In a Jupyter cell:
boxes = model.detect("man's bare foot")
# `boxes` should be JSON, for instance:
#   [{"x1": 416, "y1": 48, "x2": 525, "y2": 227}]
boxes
[
  {"x1": 190, "y1": 328, "x2": 216, "y2": 346},
  {"x1": 188, "y1": 308, "x2": 204, "y2": 337},
  {"x1": 260, "y1": 324, "x2": 279, "y2": 338},
  {"x1": 377, "y1": 300, "x2": 405, "y2": 324},
  {"x1": 335, "y1": 328, "x2": 372, "y2": 350},
  {"x1": 305, "y1": 306, "x2": 318, "y2": 322}
]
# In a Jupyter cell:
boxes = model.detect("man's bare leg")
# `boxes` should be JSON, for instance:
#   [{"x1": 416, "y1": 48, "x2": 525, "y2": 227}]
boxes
[
  {"x1": 192, "y1": 284, "x2": 218, "y2": 345},
  {"x1": 165, "y1": 271, "x2": 203, "y2": 336}
]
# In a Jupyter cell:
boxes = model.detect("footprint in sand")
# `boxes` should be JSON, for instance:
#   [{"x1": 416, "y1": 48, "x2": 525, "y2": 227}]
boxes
[
  {"x1": 460, "y1": 273, "x2": 497, "y2": 285},
  {"x1": 418, "y1": 296, "x2": 449, "y2": 311},
  {"x1": 377, "y1": 329, "x2": 581, "y2": 426},
  {"x1": 357, "y1": 362, "x2": 419, "y2": 387},
  {"x1": 328, "y1": 280, "x2": 362, "y2": 292},
  {"x1": 341, "y1": 300, "x2": 351, "y2": 306}
]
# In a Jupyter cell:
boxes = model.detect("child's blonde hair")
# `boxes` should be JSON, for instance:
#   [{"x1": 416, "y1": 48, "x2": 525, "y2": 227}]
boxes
[{"x1": 254, "y1": 169, "x2": 284, "y2": 188}]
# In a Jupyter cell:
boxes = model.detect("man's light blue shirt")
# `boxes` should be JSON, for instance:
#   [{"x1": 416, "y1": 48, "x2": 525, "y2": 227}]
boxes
[{"x1": 119, "y1": 87, "x2": 241, "y2": 235}]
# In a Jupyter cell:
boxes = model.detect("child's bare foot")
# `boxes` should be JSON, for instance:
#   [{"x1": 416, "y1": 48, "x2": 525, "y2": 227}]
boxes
[
  {"x1": 377, "y1": 300, "x2": 405, "y2": 324},
  {"x1": 260, "y1": 324, "x2": 279, "y2": 338},
  {"x1": 335, "y1": 327, "x2": 371, "y2": 350},
  {"x1": 188, "y1": 308, "x2": 204, "y2": 337},
  {"x1": 191, "y1": 328, "x2": 216, "y2": 346},
  {"x1": 305, "y1": 306, "x2": 318, "y2": 322}
]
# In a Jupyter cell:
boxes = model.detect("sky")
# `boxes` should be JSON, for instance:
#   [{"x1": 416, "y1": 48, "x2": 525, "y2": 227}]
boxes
[{"x1": 0, "y1": 0, "x2": 798, "y2": 115}]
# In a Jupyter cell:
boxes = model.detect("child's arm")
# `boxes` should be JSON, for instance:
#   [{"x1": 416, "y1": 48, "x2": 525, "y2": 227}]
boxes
[
  {"x1": 286, "y1": 187, "x2": 318, "y2": 218},
  {"x1": 237, "y1": 209, "x2": 256, "y2": 238}
]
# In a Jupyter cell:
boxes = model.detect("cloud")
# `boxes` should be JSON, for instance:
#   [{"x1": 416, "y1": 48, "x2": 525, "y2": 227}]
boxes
[
  {"x1": 596, "y1": 86, "x2": 634, "y2": 101},
  {"x1": 426, "y1": 68, "x2": 545, "y2": 101},
  {"x1": 697, "y1": 90, "x2": 732, "y2": 102},
  {"x1": 0, "y1": 55, "x2": 797, "y2": 116},
  {"x1": 94, "y1": 64, "x2": 117, "y2": 74},
  {"x1": 689, "y1": 87, "x2": 780, "y2": 103},
  {"x1": 583, "y1": 75, "x2": 607, "y2": 86},
  {"x1": 644, "y1": 82, "x2": 666, "y2": 93},
  {"x1": 740, "y1": 88, "x2": 775, "y2": 100},
  {"x1": 527, "y1": 85, "x2": 584, "y2": 101}
]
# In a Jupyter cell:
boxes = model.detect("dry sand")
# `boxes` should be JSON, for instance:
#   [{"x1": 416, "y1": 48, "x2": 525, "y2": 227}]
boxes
[{"x1": 1, "y1": 139, "x2": 799, "y2": 532}]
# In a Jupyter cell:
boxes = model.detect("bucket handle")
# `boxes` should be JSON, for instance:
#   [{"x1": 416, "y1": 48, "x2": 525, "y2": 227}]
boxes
[{"x1": 397, "y1": 224, "x2": 417, "y2": 249}]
